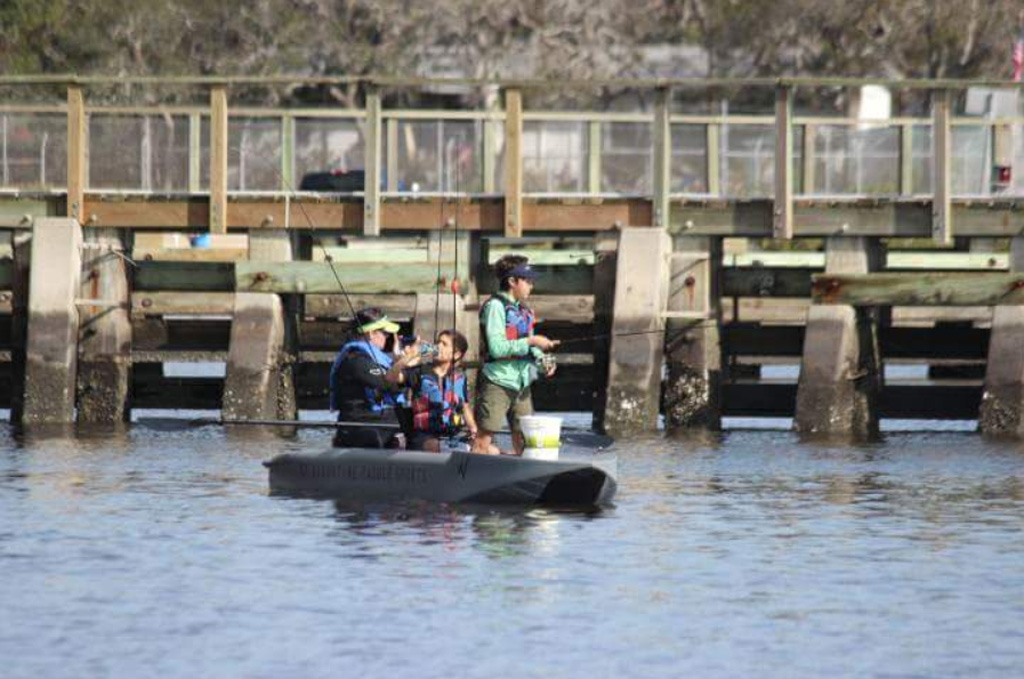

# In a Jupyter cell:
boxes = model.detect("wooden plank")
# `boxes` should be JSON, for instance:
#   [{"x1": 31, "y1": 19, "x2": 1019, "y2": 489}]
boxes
[
  {"x1": 303, "y1": 293, "x2": 417, "y2": 319},
  {"x1": 504, "y1": 88, "x2": 523, "y2": 237},
  {"x1": 723, "y1": 267, "x2": 813, "y2": 297},
  {"x1": 528, "y1": 294, "x2": 594, "y2": 324},
  {"x1": 653, "y1": 87, "x2": 671, "y2": 228},
  {"x1": 131, "y1": 291, "x2": 235, "y2": 316},
  {"x1": 236, "y1": 261, "x2": 453, "y2": 294},
  {"x1": 932, "y1": 90, "x2": 952, "y2": 245},
  {"x1": 67, "y1": 86, "x2": 86, "y2": 222},
  {"x1": 812, "y1": 272, "x2": 1024, "y2": 306},
  {"x1": 210, "y1": 87, "x2": 228, "y2": 234},
  {"x1": 281, "y1": 115, "x2": 295, "y2": 191},
  {"x1": 363, "y1": 88, "x2": 382, "y2": 236},
  {"x1": 136, "y1": 248, "x2": 249, "y2": 263},
  {"x1": 134, "y1": 261, "x2": 235, "y2": 291},
  {"x1": 774, "y1": 86, "x2": 794, "y2": 239}
]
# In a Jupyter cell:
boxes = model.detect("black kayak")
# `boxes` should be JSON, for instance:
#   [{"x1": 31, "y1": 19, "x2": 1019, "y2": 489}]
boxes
[{"x1": 264, "y1": 447, "x2": 618, "y2": 507}]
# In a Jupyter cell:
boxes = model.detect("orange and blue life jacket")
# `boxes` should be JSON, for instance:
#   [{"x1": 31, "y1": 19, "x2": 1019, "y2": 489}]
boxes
[
  {"x1": 411, "y1": 370, "x2": 467, "y2": 436},
  {"x1": 480, "y1": 295, "x2": 536, "y2": 363}
]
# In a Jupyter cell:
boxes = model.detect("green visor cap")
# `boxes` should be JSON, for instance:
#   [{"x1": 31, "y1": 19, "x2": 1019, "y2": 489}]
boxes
[{"x1": 358, "y1": 317, "x2": 401, "y2": 334}]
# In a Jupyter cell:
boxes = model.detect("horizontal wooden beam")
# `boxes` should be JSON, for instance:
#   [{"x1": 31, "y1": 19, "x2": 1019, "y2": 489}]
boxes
[
  {"x1": 812, "y1": 272, "x2": 1024, "y2": 306},
  {"x1": 236, "y1": 262, "x2": 456, "y2": 294}
]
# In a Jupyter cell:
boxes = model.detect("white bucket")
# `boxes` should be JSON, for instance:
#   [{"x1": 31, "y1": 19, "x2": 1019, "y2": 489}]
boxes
[
  {"x1": 518, "y1": 415, "x2": 562, "y2": 450},
  {"x1": 522, "y1": 447, "x2": 559, "y2": 461}
]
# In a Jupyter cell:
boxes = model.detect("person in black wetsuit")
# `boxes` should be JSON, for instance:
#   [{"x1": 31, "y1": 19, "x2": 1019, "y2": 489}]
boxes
[{"x1": 328, "y1": 307, "x2": 409, "y2": 448}]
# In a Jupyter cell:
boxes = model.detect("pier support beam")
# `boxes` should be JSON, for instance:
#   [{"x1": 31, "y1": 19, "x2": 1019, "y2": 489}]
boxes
[
  {"x1": 980, "y1": 237, "x2": 1024, "y2": 435},
  {"x1": 222, "y1": 230, "x2": 297, "y2": 421},
  {"x1": 600, "y1": 228, "x2": 670, "y2": 437},
  {"x1": 795, "y1": 237, "x2": 882, "y2": 437},
  {"x1": 77, "y1": 228, "x2": 132, "y2": 423},
  {"x1": 21, "y1": 218, "x2": 82, "y2": 425},
  {"x1": 663, "y1": 236, "x2": 722, "y2": 430}
]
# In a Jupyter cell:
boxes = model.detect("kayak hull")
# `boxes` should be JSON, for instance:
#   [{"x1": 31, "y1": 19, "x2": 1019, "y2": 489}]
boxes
[{"x1": 264, "y1": 448, "x2": 618, "y2": 507}]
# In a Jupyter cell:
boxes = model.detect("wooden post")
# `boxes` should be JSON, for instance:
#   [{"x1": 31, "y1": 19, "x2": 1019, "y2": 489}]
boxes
[
  {"x1": 504, "y1": 88, "x2": 523, "y2": 238},
  {"x1": 363, "y1": 88, "x2": 382, "y2": 236},
  {"x1": 900, "y1": 124, "x2": 914, "y2": 196},
  {"x1": 932, "y1": 89, "x2": 953, "y2": 245},
  {"x1": 706, "y1": 123, "x2": 720, "y2": 195},
  {"x1": 980, "y1": 236, "x2": 1024, "y2": 435},
  {"x1": 588, "y1": 120, "x2": 602, "y2": 195},
  {"x1": 795, "y1": 236, "x2": 883, "y2": 437},
  {"x1": 21, "y1": 218, "x2": 82, "y2": 425},
  {"x1": 601, "y1": 228, "x2": 670, "y2": 436},
  {"x1": 210, "y1": 86, "x2": 228, "y2": 234},
  {"x1": 653, "y1": 87, "x2": 672, "y2": 228},
  {"x1": 386, "y1": 117, "x2": 399, "y2": 192},
  {"x1": 802, "y1": 124, "x2": 816, "y2": 195},
  {"x1": 223, "y1": 229, "x2": 297, "y2": 422},
  {"x1": 483, "y1": 118, "x2": 498, "y2": 194},
  {"x1": 774, "y1": 85, "x2": 794, "y2": 239},
  {"x1": 67, "y1": 86, "x2": 86, "y2": 223},
  {"x1": 663, "y1": 236, "x2": 722, "y2": 430},
  {"x1": 280, "y1": 114, "x2": 295, "y2": 191},
  {"x1": 76, "y1": 228, "x2": 132, "y2": 423}
]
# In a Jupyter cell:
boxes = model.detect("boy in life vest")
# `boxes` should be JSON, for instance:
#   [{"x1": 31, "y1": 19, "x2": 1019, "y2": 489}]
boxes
[
  {"x1": 385, "y1": 329, "x2": 478, "y2": 452},
  {"x1": 472, "y1": 255, "x2": 559, "y2": 456}
]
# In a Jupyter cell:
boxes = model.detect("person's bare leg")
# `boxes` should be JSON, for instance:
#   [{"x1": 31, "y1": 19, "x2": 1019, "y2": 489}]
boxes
[
  {"x1": 472, "y1": 430, "x2": 498, "y2": 455},
  {"x1": 512, "y1": 429, "x2": 525, "y2": 456}
]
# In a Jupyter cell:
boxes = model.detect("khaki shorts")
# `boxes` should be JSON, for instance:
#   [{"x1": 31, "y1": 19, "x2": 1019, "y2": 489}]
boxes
[{"x1": 475, "y1": 375, "x2": 533, "y2": 433}]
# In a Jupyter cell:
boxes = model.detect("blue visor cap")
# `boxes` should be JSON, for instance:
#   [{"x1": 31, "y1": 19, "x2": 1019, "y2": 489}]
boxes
[{"x1": 508, "y1": 264, "x2": 539, "y2": 280}]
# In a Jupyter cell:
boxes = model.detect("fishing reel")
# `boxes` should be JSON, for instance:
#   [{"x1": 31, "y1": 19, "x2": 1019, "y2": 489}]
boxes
[{"x1": 536, "y1": 353, "x2": 556, "y2": 374}]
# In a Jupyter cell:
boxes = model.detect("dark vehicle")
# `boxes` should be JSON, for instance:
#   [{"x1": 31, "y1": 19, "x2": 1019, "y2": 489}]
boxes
[{"x1": 299, "y1": 169, "x2": 365, "y2": 192}]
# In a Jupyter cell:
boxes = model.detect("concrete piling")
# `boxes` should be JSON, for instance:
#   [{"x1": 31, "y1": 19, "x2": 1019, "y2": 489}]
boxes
[
  {"x1": 76, "y1": 228, "x2": 132, "y2": 423},
  {"x1": 795, "y1": 237, "x2": 883, "y2": 437},
  {"x1": 21, "y1": 218, "x2": 82, "y2": 425},
  {"x1": 222, "y1": 230, "x2": 297, "y2": 422},
  {"x1": 663, "y1": 236, "x2": 722, "y2": 430},
  {"x1": 600, "y1": 228, "x2": 670, "y2": 437},
  {"x1": 980, "y1": 237, "x2": 1024, "y2": 435}
]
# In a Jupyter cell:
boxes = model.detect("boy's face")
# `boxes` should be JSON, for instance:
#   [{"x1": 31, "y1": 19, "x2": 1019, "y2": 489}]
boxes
[
  {"x1": 509, "y1": 276, "x2": 534, "y2": 301},
  {"x1": 435, "y1": 334, "x2": 459, "y2": 364}
]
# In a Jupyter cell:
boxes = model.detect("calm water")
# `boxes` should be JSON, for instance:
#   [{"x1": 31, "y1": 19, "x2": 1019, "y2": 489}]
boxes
[{"x1": 2, "y1": 417, "x2": 1024, "y2": 679}]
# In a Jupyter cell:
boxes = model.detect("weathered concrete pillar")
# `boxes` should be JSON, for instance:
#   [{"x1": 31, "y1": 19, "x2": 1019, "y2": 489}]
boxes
[
  {"x1": 600, "y1": 228, "x2": 670, "y2": 437},
  {"x1": 8, "y1": 230, "x2": 32, "y2": 424},
  {"x1": 222, "y1": 229, "x2": 296, "y2": 421},
  {"x1": 76, "y1": 228, "x2": 132, "y2": 423},
  {"x1": 591, "y1": 231, "x2": 618, "y2": 433},
  {"x1": 663, "y1": 235, "x2": 722, "y2": 430},
  {"x1": 795, "y1": 237, "x2": 883, "y2": 437},
  {"x1": 980, "y1": 236, "x2": 1024, "y2": 435},
  {"x1": 21, "y1": 218, "x2": 82, "y2": 425}
]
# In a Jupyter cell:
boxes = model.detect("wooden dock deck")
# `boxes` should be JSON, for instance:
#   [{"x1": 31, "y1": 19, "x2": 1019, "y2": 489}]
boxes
[{"x1": 4, "y1": 75, "x2": 1024, "y2": 437}]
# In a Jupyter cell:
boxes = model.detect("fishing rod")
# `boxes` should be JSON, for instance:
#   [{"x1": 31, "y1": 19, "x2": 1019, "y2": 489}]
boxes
[{"x1": 555, "y1": 326, "x2": 714, "y2": 346}]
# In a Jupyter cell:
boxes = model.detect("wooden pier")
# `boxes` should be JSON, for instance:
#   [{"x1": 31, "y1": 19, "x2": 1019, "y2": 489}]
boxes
[{"x1": 3, "y1": 75, "x2": 1024, "y2": 437}]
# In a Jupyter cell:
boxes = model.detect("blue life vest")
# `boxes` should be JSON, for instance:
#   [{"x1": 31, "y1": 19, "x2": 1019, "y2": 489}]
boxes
[
  {"x1": 411, "y1": 370, "x2": 467, "y2": 436},
  {"x1": 480, "y1": 295, "x2": 536, "y2": 363},
  {"x1": 329, "y1": 340, "x2": 406, "y2": 413}
]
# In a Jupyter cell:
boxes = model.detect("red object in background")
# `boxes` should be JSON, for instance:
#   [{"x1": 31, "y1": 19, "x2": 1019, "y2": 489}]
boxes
[{"x1": 999, "y1": 166, "x2": 1013, "y2": 184}]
